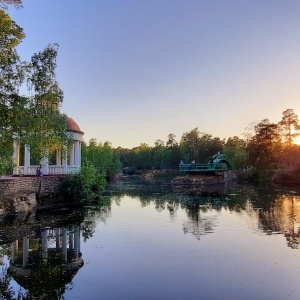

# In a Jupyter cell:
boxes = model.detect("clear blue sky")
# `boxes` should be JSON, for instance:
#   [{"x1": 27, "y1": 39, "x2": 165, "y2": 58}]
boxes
[{"x1": 9, "y1": 0, "x2": 300, "y2": 148}]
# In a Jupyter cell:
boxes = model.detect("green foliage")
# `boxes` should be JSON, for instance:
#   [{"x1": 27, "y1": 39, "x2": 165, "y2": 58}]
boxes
[
  {"x1": 0, "y1": 154, "x2": 13, "y2": 174},
  {"x1": 247, "y1": 119, "x2": 281, "y2": 172},
  {"x1": 133, "y1": 143, "x2": 153, "y2": 170},
  {"x1": 180, "y1": 128, "x2": 224, "y2": 163},
  {"x1": 180, "y1": 128, "x2": 201, "y2": 160},
  {"x1": 279, "y1": 108, "x2": 300, "y2": 146},
  {"x1": 0, "y1": 8, "x2": 25, "y2": 132},
  {"x1": 0, "y1": 9, "x2": 25, "y2": 173},
  {"x1": 0, "y1": 130, "x2": 13, "y2": 174},
  {"x1": 61, "y1": 161, "x2": 106, "y2": 203},
  {"x1": 223, "y1": 136, "x2": 247, "y2": 170},
  {"x1": 166, "y1": 133, "x2": 178, "y2": 148},
  {"x1": 22, "y1": 44, "x2": 69, "y2": 158},
  {"x1": 0, "y1": 0, "x2": 22, "y2": 10},
  {"x1": 79, "y1": 108, "x2": 300, "y2": 187},
  {"x1": 0, "y1": 8, "x2": 69, "y2": 173},
  {"x1": 179, "y1": 141, "x2": 190, "y2": 164},
  {"x1": 153, "y1": 139, "x2": 171, "y2": 169},
  {"x1": 0, "y1": 9, "x2": 24, "y2": 70},
  {"x1": 122, "y1": 166, "x2": 141, "y2": 175},
  {"x1": 243, "y1": 111, "x2": 300, "y2": 183},
  {"x1": 82, "y1": 140, "x2": 122, "y2": 178}
]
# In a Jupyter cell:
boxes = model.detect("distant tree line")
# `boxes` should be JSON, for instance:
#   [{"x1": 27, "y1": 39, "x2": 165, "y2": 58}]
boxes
[{"x1": 83, "y1": 108, "x2": 300, "y2": 183}]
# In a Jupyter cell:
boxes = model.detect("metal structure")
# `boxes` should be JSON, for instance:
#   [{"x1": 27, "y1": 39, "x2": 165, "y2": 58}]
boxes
[{"x1": 179, "y1": 154, "x2": 233, "y2": 173}]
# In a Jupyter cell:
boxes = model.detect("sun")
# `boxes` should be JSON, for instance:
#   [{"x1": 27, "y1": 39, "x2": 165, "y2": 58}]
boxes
[
  {"x1": 293, "y1": 136, "x2": 300, "y2": 145},
  {"x1": 290, "y1": 125, "x2": 300, "y2": 145}
]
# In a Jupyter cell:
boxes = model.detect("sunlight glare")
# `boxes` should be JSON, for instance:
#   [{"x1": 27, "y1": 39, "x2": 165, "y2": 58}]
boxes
[
  {"x1": 294, "y1": 136, "x2": 300, "y2": 145},
  {"x1": 291, "y1": 124, "x2": 300, "y2": 145}
]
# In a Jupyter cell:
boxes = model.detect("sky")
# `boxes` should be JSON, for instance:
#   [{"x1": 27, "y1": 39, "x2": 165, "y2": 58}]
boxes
[{"x1": 8, "y1": 0, "x2": 300, "y2": 148}]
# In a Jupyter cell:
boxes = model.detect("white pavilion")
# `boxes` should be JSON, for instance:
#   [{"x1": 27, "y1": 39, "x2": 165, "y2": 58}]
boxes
[{"x1": 12, "y1": 116, "x2": 84, "y2": 175}]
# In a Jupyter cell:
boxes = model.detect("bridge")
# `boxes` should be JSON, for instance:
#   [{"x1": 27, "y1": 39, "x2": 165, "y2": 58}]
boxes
[{"x1": 179, "y1": 154, "x2": 232, "y2": 173}]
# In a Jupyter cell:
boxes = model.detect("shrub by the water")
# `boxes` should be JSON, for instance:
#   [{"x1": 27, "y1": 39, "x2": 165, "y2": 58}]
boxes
[
  {"x1": 62, "y1": 161, "x2": 106, "y2": 203},
  {"x1": 122, "y1": 166, "x2": 142, "y2": 175}
]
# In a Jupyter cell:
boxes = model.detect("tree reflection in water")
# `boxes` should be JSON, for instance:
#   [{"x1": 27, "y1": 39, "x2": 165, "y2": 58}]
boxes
[
  {"x1": 109, "y1": 178, "x2": 250, "y2": 241},
  {"x1": 81, "y1": 200, "x2": 112, "y2": 241},
  {"x1": 109, "y1": 178, "x2": 300, "y2": 247},
  {"x1": 1, "y1": 178, "x2": 300, "y2": 298},
  {"x1": 0, "y1": 200, "x2": 112, "y2": 300},
  {"x1": 253, "y1": 193, "x2": 300, "y2": 249}
]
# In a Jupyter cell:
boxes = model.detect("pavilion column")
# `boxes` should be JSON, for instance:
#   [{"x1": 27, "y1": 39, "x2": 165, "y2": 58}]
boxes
[
  {"x1": 12, "y1": 140, "x2": 20, "y2": 175},
  {"x1": 56, "y1": 228, "x2": 60, "y2": 248},
  {"x1": 69, "y1": 226, "x2": 74, "y2": 250},
  {"x1": 79, "y1": 142, "x2": 81, "y2": 169},
  {"x1": 41, "y1": 229, "x2": 48, "y2": 260},
  {"x1": 56, "y1": 151, "x2": 62, "y2": 166},
  {"x1": 74, "y1": 226, "x2": 81, "y2": 259},
  {"x1": 70, "y1": 143, "x2": 75, "y2": 166},
  {"x1": 75, "y1": 141, "x2": 80, "y2": 172},
  {"x1": 11, "y1": 240, "x2": 18, "y2": 263},
  {"x1": 24, "y1": 144, "x2": 30, "y2": 175},
  {"x1": 62, "y1": 149, "x2": 68, "y2": 174},
  {"x1": 42, "y1": 155, "x2": 49, "y2": 175},
  {"x1": 23, "y1": 236, "x2": 29, "y2": 267},
  {"x1": 62, "y1": 227, "x2": 68, "y2": 262}
]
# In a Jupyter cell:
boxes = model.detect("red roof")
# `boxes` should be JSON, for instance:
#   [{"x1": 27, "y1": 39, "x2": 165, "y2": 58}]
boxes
[{"x1": 66, "y1": 116, "x2": 83, "y2": 133}]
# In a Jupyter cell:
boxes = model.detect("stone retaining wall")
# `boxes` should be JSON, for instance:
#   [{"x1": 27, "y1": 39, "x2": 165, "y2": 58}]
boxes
[
  {"x1": 224, "y1": 170, "x2": 240, "y2": 181},
  {"x1": 0, "y1": 175, "x2": 68, "y2": 196},
  {"x1": 172, "y1": 171, "x2": 241, "y2": 186}
]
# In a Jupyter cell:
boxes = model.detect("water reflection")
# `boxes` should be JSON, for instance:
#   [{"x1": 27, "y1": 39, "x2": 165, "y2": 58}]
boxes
[
  {"x1": 80, "y1": 204, "x2": 111, "y2": 241},
  {"x1": 182, "y1": 202, "x2": 218, "y2": 240},
  {"x1": 254, "y1": 195, "x2": 300, "y2": 249},
  {"x1": 0, "y1": 203, "x2": 111, "y2": 300},
  {"x1": 8, "y1": 226, "x2": 83, "y2": 299},
  {"x1": 1, "y1": 179, "x2": 300, "y2": 299},
  {"x1": 110, "y1": 178, "x2": 300, "y2": 248}
]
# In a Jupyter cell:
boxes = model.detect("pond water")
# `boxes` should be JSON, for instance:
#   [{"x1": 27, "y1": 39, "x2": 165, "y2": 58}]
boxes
[{"x1": 1, "y1": 178, "x2": 300, "y2": 299}]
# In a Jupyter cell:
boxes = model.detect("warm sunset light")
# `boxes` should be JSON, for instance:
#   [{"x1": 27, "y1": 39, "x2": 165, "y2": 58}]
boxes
[
  {"x1": 293, "y1": 134, "x2": 300, "y2": 145},
  {"x1": 291, "y1": 125, "x2": 300, "y2": 145}
]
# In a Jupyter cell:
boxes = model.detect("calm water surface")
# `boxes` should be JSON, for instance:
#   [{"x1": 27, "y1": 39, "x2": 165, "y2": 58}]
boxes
[{"x1": 1, "y1": 178, "x2": 300, "y2": 299}]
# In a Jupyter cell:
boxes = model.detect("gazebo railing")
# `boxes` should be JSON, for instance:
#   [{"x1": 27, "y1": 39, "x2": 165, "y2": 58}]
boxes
[
  {"x1": 29, "y1": 166, "x2": 39, "y2": 175},
  {"x1": 16, "y1": 165, "x2": 80, "y2": 175},
  {"x1": 67, "y1": 166, "x2": 78, "y2": 174},
  {"x1": 179, "y1": 163, "x2": 228, "y2": 172},
  {"x1": 18, "y1": 166, "x2": 24, "y2": 175},
  {"x1": 48, "y1": 166, "x2": 65, "y2": 175}
]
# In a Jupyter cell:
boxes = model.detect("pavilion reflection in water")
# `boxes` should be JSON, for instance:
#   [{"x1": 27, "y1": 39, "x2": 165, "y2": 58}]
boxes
[{"x1": 8, "y1": 225, "x2": 84, "y2": 298}]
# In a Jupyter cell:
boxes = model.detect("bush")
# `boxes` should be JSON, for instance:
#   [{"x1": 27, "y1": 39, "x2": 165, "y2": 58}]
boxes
[
  {"x1": 61, "y1": 161, "x2": 106, "y2": 203},
  {"x1": 122, "y1": 166, "x2": 142, "y2": 175},
  {"x1": 0, "y1": 157, "x2": 14, "y2": 176},
  {"x1": 271, "y1": 165, "x2": 300, "y2": 186}
]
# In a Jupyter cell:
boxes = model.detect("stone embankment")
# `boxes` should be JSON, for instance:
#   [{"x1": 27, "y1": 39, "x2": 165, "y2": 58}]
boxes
[
  {"x1": 0, "y1": 191, "x2": 37, "y2": 215},
  {"x1": 0, "y1": 175, "x2": 68, "y2": 196},
  {"x1": 0, "y1": 175, "x2": 69, "y2": 216},
  {"x1": 171, "y1": 170, "x2": 240, "y2": 186}
]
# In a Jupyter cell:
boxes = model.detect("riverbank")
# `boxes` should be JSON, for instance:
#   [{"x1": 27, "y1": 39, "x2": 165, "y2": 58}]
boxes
[
  {"x1": 171, "y1": 170, "x2": 240, "y2": 186},
  {"x1": 0, "y1": 175, "x2": 68, "y2": 197},
  {"x1": 0, "y1": 175, "x2": 69, "y2": 216}
]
